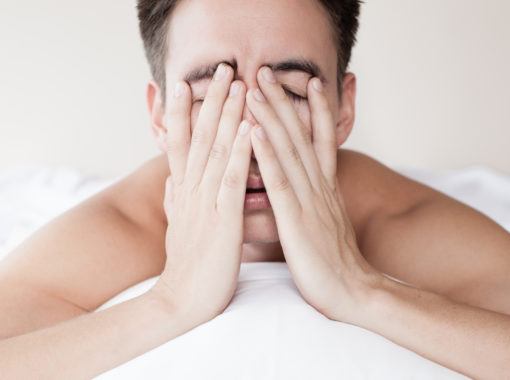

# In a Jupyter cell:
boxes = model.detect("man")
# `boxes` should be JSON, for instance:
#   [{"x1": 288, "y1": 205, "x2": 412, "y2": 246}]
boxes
[{"x1": 1, "y1": 0, "x2": 509, "y2": 378}]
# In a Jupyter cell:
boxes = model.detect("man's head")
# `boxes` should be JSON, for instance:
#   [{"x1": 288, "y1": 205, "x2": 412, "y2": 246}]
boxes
[
  {"x1": 137, "y1": 0, "x2": 361, "y2": 105},
  {"x1": 137, "y1": 0, "x2": 361, "y2": 244}
]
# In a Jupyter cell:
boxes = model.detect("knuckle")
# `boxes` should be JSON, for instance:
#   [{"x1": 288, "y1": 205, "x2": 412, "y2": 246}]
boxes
[
  {"x1": 222, "y1": 171, "x2": 241, "y2": 189},
  {"x1": 191, "y1": 128, "x2": 210, "y2": 145},
  {"x1": 271, "y1": 177, "x2": 291, "y2": 192},
  {"x1": 286, "y1": 144, "x2": 301, "y2": 163},
  {"x1": 297, "y1": 126, "x2": 312, "y2": 142},
  {"x1": 209, "y1": 142, "x2": 228, "y2": 160},
  {"x1": 187, "y1": 182, "x2": 200, "y2": 195},
  {"x1": 166, "y1": 138, "x2": 185, "y2": 155}
]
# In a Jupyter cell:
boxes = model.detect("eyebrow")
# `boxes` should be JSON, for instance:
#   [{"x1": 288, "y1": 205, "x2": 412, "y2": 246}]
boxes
[{"x1": 183, "y1": 58, "x2": 326, "y2": 85}]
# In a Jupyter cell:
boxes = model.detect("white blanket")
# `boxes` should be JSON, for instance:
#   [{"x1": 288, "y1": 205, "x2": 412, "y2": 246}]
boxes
[{"x1": 2, "y1": 163, "x2": 510, "y2": 379}]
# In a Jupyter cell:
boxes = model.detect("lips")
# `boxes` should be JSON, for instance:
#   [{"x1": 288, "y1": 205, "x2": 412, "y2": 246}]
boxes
[
  {"x1": 246, "y1": 153, "x2": 266, "y2": 193},
  {"x1": 246, "y1": 175, "x2": 265, "y2": 190}
]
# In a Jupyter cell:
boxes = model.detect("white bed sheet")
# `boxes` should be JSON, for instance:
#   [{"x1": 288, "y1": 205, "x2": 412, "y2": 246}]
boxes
[
  {"x1": 1, "y1": 163, "x2": 509, "y2": 379},
  {"x1": 96, "y1": 263, "x2": 469, "y2": 380}
]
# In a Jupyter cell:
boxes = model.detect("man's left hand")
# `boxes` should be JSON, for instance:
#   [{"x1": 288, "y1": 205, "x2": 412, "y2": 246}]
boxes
[{"x1": 246, "y1": 66, "x2": 382, "y2": 323}]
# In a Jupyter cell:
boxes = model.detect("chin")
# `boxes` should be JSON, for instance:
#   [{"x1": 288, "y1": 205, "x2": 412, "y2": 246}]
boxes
[{"x1": 242, "y1": 208, "x2": 280, "y2": 243}]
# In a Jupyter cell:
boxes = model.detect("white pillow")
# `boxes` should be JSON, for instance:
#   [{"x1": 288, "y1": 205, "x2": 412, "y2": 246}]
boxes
[{"x1": 96, "y1": 262, "x2": 469, "y2": 380}]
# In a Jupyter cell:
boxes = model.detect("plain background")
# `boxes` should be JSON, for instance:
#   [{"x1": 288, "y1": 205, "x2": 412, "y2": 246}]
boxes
[{"x1": 0, "y1": 0, "x2": 508, "y2": 179}]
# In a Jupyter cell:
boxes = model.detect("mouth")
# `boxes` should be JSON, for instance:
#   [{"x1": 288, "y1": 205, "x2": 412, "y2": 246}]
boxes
[
  {"x1": 246, "y1": 187, "x2": 266, "y2": 194},
  {"x1": 246, "y1": 169, "x2": 265, "y2": 194},
  {"x1": 244, "y1": 183, "x2": 271, "y2": 210}
]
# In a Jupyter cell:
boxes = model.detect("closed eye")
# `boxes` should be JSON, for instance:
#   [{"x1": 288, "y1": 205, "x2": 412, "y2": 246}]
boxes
[
  {"x1": 192, "y1": 88, "x2": 308, "y2": 104},
  {"x1": 283, "y1": 88, "x2": 308, "y2": 102}
]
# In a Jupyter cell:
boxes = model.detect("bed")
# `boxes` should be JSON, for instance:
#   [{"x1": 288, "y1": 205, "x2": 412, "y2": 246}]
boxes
[{"x1": 2, "y1": 163, "x2": 509, "y2": 379}]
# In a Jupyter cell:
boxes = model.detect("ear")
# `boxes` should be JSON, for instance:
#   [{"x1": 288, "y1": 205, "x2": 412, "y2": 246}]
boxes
[
  {"x1": 147, "y1": 79, "x2": 167, "y2": 154},
  {"x1": 335, "y1": 72, "x2": 356, "y2": 147}
]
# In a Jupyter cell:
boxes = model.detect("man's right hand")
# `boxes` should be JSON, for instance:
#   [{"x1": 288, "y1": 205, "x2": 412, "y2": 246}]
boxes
[{"x1": 150, "y1": 64, "x2": 252, "y2": 328}]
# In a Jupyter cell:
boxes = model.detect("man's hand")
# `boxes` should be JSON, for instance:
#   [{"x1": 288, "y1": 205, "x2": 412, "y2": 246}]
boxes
[
  {"x1": 150, "y1": 64, "x2": 253, "y2": 329},
  {"x1": 245, "y1": 66, "x2": 510, "y2": 379},
  {"x1": 245, "y1": 66, "x2": 382, "y2": 323}
]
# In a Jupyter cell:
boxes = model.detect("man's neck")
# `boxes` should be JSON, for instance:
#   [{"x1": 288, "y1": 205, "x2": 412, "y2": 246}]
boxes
[{"x1": 241, "y1": 241, "x2": 285, "y2": 262}]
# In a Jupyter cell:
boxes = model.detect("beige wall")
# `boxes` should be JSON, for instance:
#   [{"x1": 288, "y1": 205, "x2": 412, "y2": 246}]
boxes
[
  {"x1": 345, "y1": 0, "x2": 510, "y2": 175},
  {"x1": 1, "y1": 0, "x2": 509, "y2": 178}
]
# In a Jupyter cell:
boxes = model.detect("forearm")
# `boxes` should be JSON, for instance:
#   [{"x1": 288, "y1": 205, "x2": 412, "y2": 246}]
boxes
[
  {"x1": 0, "y1": 290, "x2": 189, "y2": 379},
  {"x1": 355, "y1": 277, "x2": 510, "y2": 379}
]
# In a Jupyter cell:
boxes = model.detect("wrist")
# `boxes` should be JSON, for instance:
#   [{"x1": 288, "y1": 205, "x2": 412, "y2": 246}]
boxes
[
  {"x1": 333, "y1": 268, "x2": 391, "y2": 327},
  {"x1": 145, "y1": 284, "x2": 178, "y2": 317},
  {"x1": 146, "y1": 281, "x2": 206, "y2": 334},
  {"x1": 348, "y1": 272, "x2": 425, "y2": 331},
  {"x1": 144, "y1": 284, "x2": 198, "y2": 333}
]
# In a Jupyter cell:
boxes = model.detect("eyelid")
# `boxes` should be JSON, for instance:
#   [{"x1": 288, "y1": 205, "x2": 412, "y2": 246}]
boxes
[
  {"x1": 282, "y1": 86, "x2": 308, "y2": 102},
  {"x1": 192, "y1": 87, "x2": 306, "y2": 104}
]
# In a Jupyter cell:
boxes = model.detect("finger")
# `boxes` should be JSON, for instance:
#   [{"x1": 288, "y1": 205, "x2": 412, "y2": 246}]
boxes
[
  {"x1": 200, "y1": 81, "x2": 246, "y2": 198},
  {"x1": 307, "y1": 77, "x2": 338, "y2": 190},
  {"x1": 249, "y1": 124, "x2": 301, "y2": 222},
  {"x1": 184, "y1": 64, "x2": 234, "y2": 188},
  {"x1": 246, "y1": 88, "x2": 313, "y2": 201},
  {"x1": 217, "y1": 120, "x2": 253, "y2": 217},
  {"x1": 165, "y1": 81, "x2": 192, "y2": 186},
  {"x1": 163, "y1": 176, "x2": 175, "y2": 219},
  {"x1": 254, "y1": 66, "x2": 323, "y2": 189}
]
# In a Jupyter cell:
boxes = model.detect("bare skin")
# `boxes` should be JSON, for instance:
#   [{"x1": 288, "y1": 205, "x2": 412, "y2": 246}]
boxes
[{"x1": 1, "y1": 0, "x2": 510, "y2": 378}]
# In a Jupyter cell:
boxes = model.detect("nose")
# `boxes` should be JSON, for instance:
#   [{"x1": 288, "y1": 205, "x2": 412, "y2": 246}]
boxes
[
  {"x1": 240, "y1": 95, "x2": 258, "y2": 160},
  {"x1": 238, "y1": 71, "x2": 259, "y2": 125},
  {"x1": 236, "y1": 72, "x2": 262, "y2": 160}
]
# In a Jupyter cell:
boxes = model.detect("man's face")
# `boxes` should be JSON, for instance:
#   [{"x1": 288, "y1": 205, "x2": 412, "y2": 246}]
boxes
[{"x1": 164, "y1": 0, "x2": 341, "y2": 244}]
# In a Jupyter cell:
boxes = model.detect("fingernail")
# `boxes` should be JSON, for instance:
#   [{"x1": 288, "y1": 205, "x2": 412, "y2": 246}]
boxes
[
  {"x1": 239, "y1": 120, "x2": 251, "y2": 136},
  {"x1": 214, "y1": 64, "x2": 227, "y2": 81},
  {"x1": 313, "y1": 78, "x2": 323, "y2": 92},
  {"x1": 263, "y1": 67, "x2": 276, "y2": 83},
  {"x1": 254, "y1": 89, "x2": 266, "y2": 102},
  {"x1": 229, "y1": 82, "x2": 240, "y2": 97},
  {"x1": 174, "y1": 82, "x2": 185, "y2": 97},
  {"x1": 255, "y1": 126, "x2": 267, "y2": 140}
]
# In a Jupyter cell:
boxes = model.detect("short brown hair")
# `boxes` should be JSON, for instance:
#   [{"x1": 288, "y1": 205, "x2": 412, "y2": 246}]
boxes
[{"x1": 137, "y1": 0, "x2": 362, "y2": 105}]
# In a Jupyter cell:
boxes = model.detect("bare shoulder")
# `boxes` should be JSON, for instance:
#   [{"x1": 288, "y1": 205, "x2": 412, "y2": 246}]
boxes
[
  {"x1": 0, "y1": 154, "x2": 171, "y2": 332},
  {"x1": 107, "y1": 153, "x2": 169, "y2": 230},
  {"x1": 337, "y1": 149, "x2": 510, "y2": 313},
  {"x1": 335, "y1": 148, "x2": 438, "y2": 237}
]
